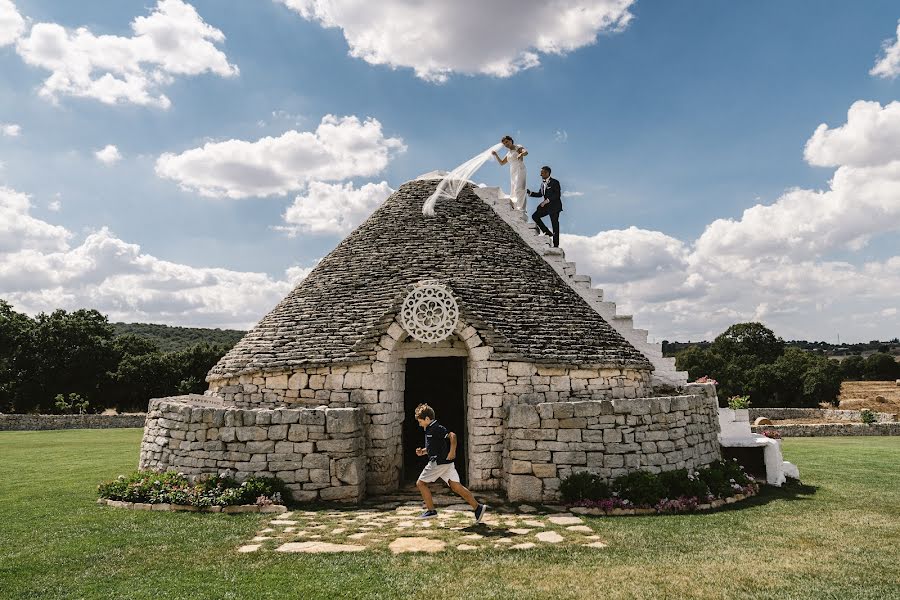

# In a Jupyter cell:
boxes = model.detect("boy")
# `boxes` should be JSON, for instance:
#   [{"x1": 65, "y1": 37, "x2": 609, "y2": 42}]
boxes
[{"x1": 414, "y1": 403, "x2": 487, "y2": 522}]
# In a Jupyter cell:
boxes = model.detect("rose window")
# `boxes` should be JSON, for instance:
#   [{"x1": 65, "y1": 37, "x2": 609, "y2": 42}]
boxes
[{"x1": 399, "y1": 283, "x2": 460, "y2": 343}]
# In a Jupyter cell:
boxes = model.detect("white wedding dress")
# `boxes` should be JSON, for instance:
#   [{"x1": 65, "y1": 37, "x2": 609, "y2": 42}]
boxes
[{"x1": 506, "y1": 145, "x2": 527, "y2": 211}]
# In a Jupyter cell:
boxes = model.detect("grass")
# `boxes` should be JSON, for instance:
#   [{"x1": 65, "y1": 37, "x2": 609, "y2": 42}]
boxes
[{"x1": 1, "y1": 430, "x2": 899, "y2": 600}]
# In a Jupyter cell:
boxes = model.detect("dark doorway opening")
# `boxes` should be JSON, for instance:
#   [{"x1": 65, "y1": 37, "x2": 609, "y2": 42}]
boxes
[{"x1": 402, "y1": 357, "x2": 467, "y2": 484}]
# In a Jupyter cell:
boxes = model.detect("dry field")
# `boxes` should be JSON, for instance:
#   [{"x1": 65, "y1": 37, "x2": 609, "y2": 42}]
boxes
[{"x1": 837, "y1": 380, "x2": 900, "y2": 414}]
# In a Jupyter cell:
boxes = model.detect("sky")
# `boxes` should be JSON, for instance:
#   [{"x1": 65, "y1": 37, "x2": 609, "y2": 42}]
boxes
[{"x1": 1, "y1": 0, "x2": 898, "y2": 343}]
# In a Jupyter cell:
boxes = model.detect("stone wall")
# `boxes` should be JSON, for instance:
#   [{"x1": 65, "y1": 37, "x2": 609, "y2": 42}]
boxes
[
  {"x1": 0, "y1": 413, "x2": 146, "y2": 431},
  {"x1": 751, "y1": 423, "x2": 900, "y2": 437},
  {"x1": 138, "y1": 396, "x2": 365, "y2": 503},
  {"x1": 749, "y1": 408, "x2": 897, "y2": 423},
  {"x1": 503, "y1": 384, "x2": 721, "y2": 502},
  {"x1": 206, "y1": 315, "x2": 654, "y2": 494}
]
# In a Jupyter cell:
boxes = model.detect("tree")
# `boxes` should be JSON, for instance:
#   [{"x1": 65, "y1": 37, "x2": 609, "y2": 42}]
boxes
[
  {"x1": 863, "y1": 353, "x2": 900, "y2": 381},
  {"x1": 0, "y1": 301, "x2": 35, "y2": 412},
  {"x1": 712, "y1": 322, "x2": 784, "y2": 366},
  {"x1": 839, "y1": 355, "x2": 865, "y2": 380}
]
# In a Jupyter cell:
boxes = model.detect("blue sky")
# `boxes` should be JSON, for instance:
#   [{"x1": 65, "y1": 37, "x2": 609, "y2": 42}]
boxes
[{"x1": 1, "y1": 1, "x2": 898, "y2": 342}]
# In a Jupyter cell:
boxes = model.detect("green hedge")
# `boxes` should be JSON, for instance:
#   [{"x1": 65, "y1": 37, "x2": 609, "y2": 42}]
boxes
[
  {"x1": 559, "y1": 460, "x2": 757, "y2": 511},
  {"x1": 98, "y1": 471, "x2": 290, "y2": 507}
]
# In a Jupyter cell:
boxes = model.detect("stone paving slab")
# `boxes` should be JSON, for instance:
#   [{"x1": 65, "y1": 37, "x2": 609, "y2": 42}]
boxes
[{"x1": 236, "y1": 503, "x2": 610, "y2": 554}]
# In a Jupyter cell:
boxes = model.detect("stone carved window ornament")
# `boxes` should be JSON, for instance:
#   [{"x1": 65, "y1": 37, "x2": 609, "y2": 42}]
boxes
[{"x1": 399, "y1": 282, "x2": 460, "y2": 343}]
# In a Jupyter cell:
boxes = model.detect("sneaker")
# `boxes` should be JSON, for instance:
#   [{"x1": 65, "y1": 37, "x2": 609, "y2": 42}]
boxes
[
  {"x1": 474, "y1": 503, "x2": 487, "y2": 523},
  {"x1": 419, "y1": 509, "x2": 437, "y2": 519}
]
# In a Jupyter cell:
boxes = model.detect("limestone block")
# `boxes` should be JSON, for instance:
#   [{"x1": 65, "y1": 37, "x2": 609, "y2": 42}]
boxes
[
  {"x1": 537, "y1": 366, "x2": 567, "y2": 376},
  {"x1": 532, "y1": 463, "x2": 557, "y2": 478},
  {"x1": 246, "y1": 441, "x2": 275, "y2": 453},
  {"x1": 267, "y1": 375, "x2": 289, "y2": 390},
  {"x1": 268, "y1": 424, "x2": 288, "y2": 440},
  {"x1": 557, "y1": 429, "x2": 581, "y2": 443},
  {"x1": 299, "y1": 410, "x2": 326, "y2": 426},
  {"x1": 481, "y1": 395, "x2": 502, "y2": 408},
  {"x1": 509, "y1": 439, "x2": 536, "y2": 451},
  {"x1": 288, "y1": 373, "x2": 308, "y2": 390},
  {"x1": 656, "y1": 440, "x2": 675, "y2": 452},
  {"x1": 605, "y1": 455, "x2": 624, "y2": 468},
  {"x1": 536, "y1": 441, "x2": 569, "y2": 451},
  {"x1": 274, "y1": 441, "x2": 294, "y2": 454},
  {"x1": 507, "y1": 475, "x2": 543, "y2": 503},
  {"x1": 316, "y1": 438, "x2": 361, "y2": 453},
  {"x1": 559, "y1": 418, "x2": 587, "y2": 429},
  {"x1": 552, "y1": 403, "x2": 575, "y2": 419},
  {"x1": 553, "y1": 451, "x2": 586, "y2": 465},
  {"x1": 550, "y1": 376, "x2": 571, "y2": 392},
  {"x1": 334, "y1": 456, "x2": 365, "y2": 486},
  {"x1": 287, "y1": 425, "x2": 308, "y2": 442},
  {"x1": 470, "y1": 346, "x2": 492, "y2": 362},
  {"x1": 509, "y1": 460, "x2": 532, "y2": 474},
  {"x1": 326, "y1": 408, "x2": 360, "y2": 434},
  {"x1": 507, "y1": 362, "x2": 535, "y2": 377},
  {"x1": 603, "y1": 429, "x2": 622, "y2": 443},
  {"x1": 236, "y1": 427, "x2": 268, "y2": 442},
  {"x1": 508, "y1": 404, "x2": 540, "y2": 429},
  {"x1": 309, "y1": 468, "x2": 330, "y2": 483}
]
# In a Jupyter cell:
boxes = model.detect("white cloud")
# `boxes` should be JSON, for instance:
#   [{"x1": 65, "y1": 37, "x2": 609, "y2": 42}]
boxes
[
  {"x1": 562, "y1": 190, "x2": 583, "y2": 197},
  {"x1": 95, "y1": 144, "x2": 122, "y2": 165},
  {"x1": 804, "y1": 101, "x2": 900, "y2": 168},
  {"x1": 871, "y1": 19, "x2": 900, "y2": 79},
  {"x1": 0, "y1": 186, "x2": 71, "y2": 253},
  {"x1": 277, "y1": 180, "x2": 393, "y2": 236},
  {"x1": 0, "y1": 0, "x2": 24, "y2": 46},
  {"x1": 155, "y1": 115, "x2": 405, "y2": 198},
  {"x1": 1, "y1": 123, "x2": 21, "y2": 137},
  {"x1": 561, "y1": 101, "x2": 900, "y2": 342},
  {"x1": 0, "y1": 185, "x2": 313, "y2": 328},
  {"x1": 14, "y1": 0, "x2": 237, "y2": 108},
  {"x1": 554, "y1": 130, "x2": 568, "y2": 143},
  {"x1": 277, "y1": 0, "x2": 635, "y2": 82}
]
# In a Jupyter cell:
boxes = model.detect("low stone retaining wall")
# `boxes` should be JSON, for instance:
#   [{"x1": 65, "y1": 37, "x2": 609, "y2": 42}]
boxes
[
  {"x1": 0, "y1": 413, "x2": 147, "y2": 431},
  {"x1": 139, "y1": 396, "x2": 365, "y2": 503},
  {"x1": 503, "y1": 385, "x2": 721, "y2": 503},
  {"x1": 749, "y1": 408, "x2": 897, "y2": 423},
  {"x1": 751, "y1": 423, "x2": 900, "y2": 437},
  {"x1": 97, "y1": 498, "x2": 288, "y2": 513}
]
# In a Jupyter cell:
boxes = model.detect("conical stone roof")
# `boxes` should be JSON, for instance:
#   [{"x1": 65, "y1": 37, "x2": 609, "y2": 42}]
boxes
[{"x1": 208, "y1": 179, "x2": 652, "y2": 379}]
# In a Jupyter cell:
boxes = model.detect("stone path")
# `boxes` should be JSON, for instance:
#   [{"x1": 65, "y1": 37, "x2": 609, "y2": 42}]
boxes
[{"x1": 237, "y1": 501, "x2": 609, "y2": 554}]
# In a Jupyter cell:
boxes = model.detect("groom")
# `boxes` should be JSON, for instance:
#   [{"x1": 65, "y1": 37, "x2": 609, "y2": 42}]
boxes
[{"x1": 527, "y1": 166, "x2": 563, "y2": 248}]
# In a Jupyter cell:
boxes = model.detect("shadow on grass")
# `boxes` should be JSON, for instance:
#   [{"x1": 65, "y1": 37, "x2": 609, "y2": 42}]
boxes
[{"x1": 712, "y1": 480, "x2": 819, "y2": 514}]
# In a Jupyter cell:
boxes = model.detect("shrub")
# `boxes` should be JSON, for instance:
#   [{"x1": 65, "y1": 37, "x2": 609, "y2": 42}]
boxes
[
  {"x1": 860, "y1": 409, "x2": 877, "y2": 425},
  {"x1": 558, "y1": 460, "x2": 759, "y2": 512},
  {"x1": 558, "y1": 471, "x2": 610, "y2": 503},
  {"x1": 658, "y1": 468, "x2": 709, "y2": 499},
  {"x1": 727, "y1": 395, "x2": 751, "y2": 410},
  {"x1": 98, "y1": 471, "x2": 290, "y2": 506},
  {"x1": 612, "y1": 471, "x2": 667, "y2": 506}
]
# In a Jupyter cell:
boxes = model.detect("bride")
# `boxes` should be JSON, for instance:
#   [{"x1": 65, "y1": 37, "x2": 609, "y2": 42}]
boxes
[{"x1": 492, "y1": 135, "x2": 528, "y2": 211}]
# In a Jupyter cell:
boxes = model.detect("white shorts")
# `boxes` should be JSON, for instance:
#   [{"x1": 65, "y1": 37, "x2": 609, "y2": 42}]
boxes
[{"x1": 417, "y1": 460, "x2": 460, "y2": 484}]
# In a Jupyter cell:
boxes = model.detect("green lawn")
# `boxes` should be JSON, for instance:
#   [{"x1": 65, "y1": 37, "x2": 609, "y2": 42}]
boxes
[{"x1": 1, "y1": 430, "x2": 898, "y2": 600}]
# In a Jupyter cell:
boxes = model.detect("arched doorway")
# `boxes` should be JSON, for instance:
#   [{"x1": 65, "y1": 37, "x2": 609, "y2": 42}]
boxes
[{"x1": 402, "y1": 357, "x2": 468, "y2": 484}]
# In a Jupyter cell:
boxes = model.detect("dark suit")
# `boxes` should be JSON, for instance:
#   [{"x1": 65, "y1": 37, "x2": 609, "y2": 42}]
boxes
[{"x1": 528, "y1": 177, "x2": 563, "y2": 247}]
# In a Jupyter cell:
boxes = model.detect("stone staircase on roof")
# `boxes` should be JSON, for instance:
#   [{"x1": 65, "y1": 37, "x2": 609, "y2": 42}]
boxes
[{"x1": 466, "y1": 183, "x2": 688, "y2": 388}]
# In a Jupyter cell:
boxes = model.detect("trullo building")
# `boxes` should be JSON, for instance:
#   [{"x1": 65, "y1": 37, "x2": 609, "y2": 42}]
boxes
[{"x1": 139, "y1": 175, "x2": 722, "y2": 503}]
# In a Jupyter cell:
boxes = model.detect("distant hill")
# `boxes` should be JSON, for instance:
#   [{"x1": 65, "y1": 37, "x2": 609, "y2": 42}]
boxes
[{"x1": 111, "y1": 322, "x2": 246, "y2": 353}]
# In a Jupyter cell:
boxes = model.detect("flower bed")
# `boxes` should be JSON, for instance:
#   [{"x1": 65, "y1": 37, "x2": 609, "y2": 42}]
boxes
[
  {"x1": 97, "y1": 471, "x2": 290, "y2": 513},
  {"x1": 560, "y1": 459, "x2": 761, "y2": 515}
]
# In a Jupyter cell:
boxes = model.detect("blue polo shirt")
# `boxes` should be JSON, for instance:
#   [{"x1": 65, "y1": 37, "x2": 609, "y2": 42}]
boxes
[{"x1": 424, "y1": 420, "x2": 453, "y2": 464}]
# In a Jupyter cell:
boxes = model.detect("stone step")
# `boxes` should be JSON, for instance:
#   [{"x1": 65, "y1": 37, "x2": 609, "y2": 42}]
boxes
[{"x1": 474, "y1": 184, "x2": 688, "y2": 387}]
